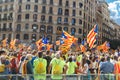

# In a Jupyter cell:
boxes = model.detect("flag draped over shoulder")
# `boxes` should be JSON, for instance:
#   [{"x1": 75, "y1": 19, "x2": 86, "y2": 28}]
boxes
[{"x1": 87, "y1": 24, "x2": 98, "y2": 49}]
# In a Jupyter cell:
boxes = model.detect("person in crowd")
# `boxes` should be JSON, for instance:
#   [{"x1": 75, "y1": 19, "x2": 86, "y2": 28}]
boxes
[
  {"x1": 22, "y1": 54, "x2": 33, "y2": 80},
  {"x1": 66, "y1": 57, "x2": 77, "y2": 80},
  {"x1": 81, "y1": 56, "x2": 91, "y2": 80},
  {"x1": 100, "y1": 57, "x2": 114, "y2": 80},
  {"x1": 43, "y1": 50, "x2": 52, "y2": 74},
  {"x1": 10, "y1": 52, "x2": 19, "y2": 80},
  {"x1": 0, "y1": 55, "x2": 10, "y2": 80},
  {"x1": 34, "y1": 51, "x2": 47, "y2": 80},
  {"x1": 48, "y1": 51, "x2": 68, "y2": 80}
]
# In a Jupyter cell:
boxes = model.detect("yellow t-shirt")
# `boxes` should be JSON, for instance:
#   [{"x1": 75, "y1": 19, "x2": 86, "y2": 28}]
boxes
[
  {"x1": 33, "y1": 58, "x2": 47, "y2": 80},
  {"x1": 50, "y1": 58, "x2": 65, "y2": 79},
  {"x1": 67, "y1": 62, "x2": 77, "y2": 74}
]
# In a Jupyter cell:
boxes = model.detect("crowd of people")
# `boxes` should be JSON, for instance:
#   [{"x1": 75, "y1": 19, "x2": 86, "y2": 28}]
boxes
[{"x1": 0, "y1": 47, "x2": 120, "y2": 80}]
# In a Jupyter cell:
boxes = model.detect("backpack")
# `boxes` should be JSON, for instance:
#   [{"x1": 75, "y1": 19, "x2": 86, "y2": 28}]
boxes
[
  {"x1": 22, "y1": 60, "x2": 28, "y2": 75},
  {"x1": 34, "y1": 59, "x2": 45, "y2": 74},
  {"x1": 53, "y1": 60, "x2": 61, "y2": 74},
  {"x1": 0, "y1": 64, "x2": 5, "y2": 72}
]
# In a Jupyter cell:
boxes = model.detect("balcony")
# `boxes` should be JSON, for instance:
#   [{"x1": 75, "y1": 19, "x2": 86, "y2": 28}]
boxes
[
  {"x1": 17, "y1": 19, "x2": 21, "y2": 22},
  {"x1": 9, "y1": 7, "x2": 13, "y2": 11},
  {"x1": 4, "y1": 9, "x2": 8, "y2": 11},
  {"x1": 18, "y1": 0, "x2": 22, "y2": 3},
  {"x1": 5, "y1": 0, "x2": 8, "y2": 3},
  {"x1": 56, "y1": 30, "x2": 62, "y2": 35},
  {"x1": 18, "y1": 10, "x2": 21, "y2": 12},
  {"x1": 8, "y1": 16, "x2": 13, "y2": 20},
  {"x1": 2, "y1": 18, "x2": 7, "y2": 21},
  {"x1": 7, "y1": 28, "x2": 12, "y2": 31},
  {"x1": 33, "y1": 29, "x2": 37, "y2": 32},
  {"x1": 41, "y1": 10, "x2": 46, "y2": 13},
  {"x1": 16, "y1": 29, "x2": 21, "y2": 32},
  {"x1": 10, "y1": 0, "x2": 14, "y2": 2},
  {"x1": 2, "y1": 28, "x2": 7, "y2": 31}
]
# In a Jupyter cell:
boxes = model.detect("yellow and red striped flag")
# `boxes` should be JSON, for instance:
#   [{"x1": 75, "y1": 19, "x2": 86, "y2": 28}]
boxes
[
  {"x1": 87, "y1": 24, "x2": 98, "y2": 49},
  {"x1": 2, "y1": 38, "x2": 7, "y2": 47}
]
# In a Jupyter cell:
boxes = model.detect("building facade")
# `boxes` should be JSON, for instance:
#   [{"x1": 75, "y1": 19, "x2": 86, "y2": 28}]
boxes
[
  {"x1": 97, "y1": 0, "x2": 111, "y2": 43},
  {"x1": 83, "y1": 0, "x2": 96, "y2": 38},
  {"x1": 0, "y1": 0, "x2": 84, "y2": 43},
  {"x1": 96, "y1": 1, "x2": 103, "y2": 45}
]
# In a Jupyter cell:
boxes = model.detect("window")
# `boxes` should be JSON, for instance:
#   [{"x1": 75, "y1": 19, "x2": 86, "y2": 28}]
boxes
[
  {"x1": 79, "y1": 19, "x2": 82, "y2": 24},
  {"x1": 16, "y1": 34, "x2": 20, "y2": 39},
  {"x1": 79, "y1": 3, "x2": 83, "y2": 8},
  {"x1": 40, "y1": 25, "x2": 46, "y2": 33},
  {"x1": 34, "y1": 5, "x2": 38, "y2": 12},
  {"x1": 71, "y1": 28, "x2": 76, "y2": 35},
  {"x1": 42, "y1": 0, "x2": 46, "y2": 4},
  {"x1": 66, "y1": 1, "x2": 69, "y2": 7},
  {"x1": 59, "y1": 0, "x2": 62, "y2": 5},
  {"x1": 50, "y1": 0, "x2": 53, "y2": 4},
  {"x1": 18, "y1": 5, "x2": 21, "y2": 12},
  {"x1": 8, "y1": 34, "x2": 11, "y2": 41},
  {"x1": 57, "y1": 26, "x2": 62, "y2": 31},
  {"x1": 24, "y1": 34, "x2": 29, "y2": 40},
  {"x1": 26, "y1": 4, "x2": 30, "y2": 10},
  {"x1": 78, "y1": 38, "x2": 81, "y2": 43},
  {"x1": 27, "y1": 0, "x2": 30, "y2": 2},
  {"x1": 71, "y1": 18, "x2": 76, "y2": 25},
  {"x1": 73, "y1": 1, "x2": 76, "y2": 8},
  {"x1": 3, "y1": 23, "x2": 7, "y2": 31},
  {"x1": 2, "y1": 34, "x2": 6, "y2": 40},
  {"x1": 32, "y1": 34, "x2": 36, "y2": 40},
  {"x1": 65, "y1": 9, "x2": 69, "y2": 16},
  {"x1": 33, "y1": 14, "x2": 37, "y2": 22},
  {"x1": 78, "y1": 28, "x2": 82, "y2": 34},
  {"x1": 17, "y1": 24, "x2": 21, "y2": 31},
  {"x1": 4, "y1": 14, "x2": 7, "y2": 19},
  {"x1": 79, "y1": 11, "x2": 82, "y2": 15},
  {"x1": 17, "y1": 15, "x2": 21, "y2": 21},
  {"x1": 41, "y1": 15, "x2": 45, "y2": 21},
  {"x1": 49, "y1": 7, "x2": 53, "y2": 14},
  {"x1": 57, "y1": 17, "x2": 62, "y2": 24},
  {"x1": 47, "y1": 35, "x2": 52, "y2": 43},
  {"x1": 25, "y1": 14, "x2": 29, "y2": 19},
  {"x1": 9, "y1": 23, "x2": 12, "y2": 30},
  {"x1": 63, "y1": 27, "x2": 68, "y2": 31},
  {"x1": 25, "y1": 24, "x2": 29, "y2": 29},
  {"x1": 19, "y1": 0, "x2": 22, "y2": 3},
  {"x1": 42, "y1": 6, "x2": 46, "y2": 13},
  {"x1": 64, "y1": 18, "x2": 68, "y2": 23},
  {"x1": 58, "y1": 8, "x2": 62, "y2": 15},
  {"x1": 48, "y1": 16, "x2": 52, "y2": 23},
  {"x1": 72, "y1": 10, "x2": 76, "y2": 16},
  {"x1": 47, "y1": 26, "x2": 53, "y2": 33},
  {"x1": 35, "y1": 0, "x2": 38, "y2": 3},
  {"x1": 32, "y1": 24, "x2": 38, "y2": 30}
]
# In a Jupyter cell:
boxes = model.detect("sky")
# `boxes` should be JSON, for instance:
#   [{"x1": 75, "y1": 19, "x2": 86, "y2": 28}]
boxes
[{"x1": 106, "y1": 0, "x2": 120, "y2": 25}]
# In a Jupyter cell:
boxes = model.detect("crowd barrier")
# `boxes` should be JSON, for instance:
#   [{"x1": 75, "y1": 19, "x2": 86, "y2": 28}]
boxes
[{"x1": 0, "y1": 74, "x2": 116, "y2": 80}]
